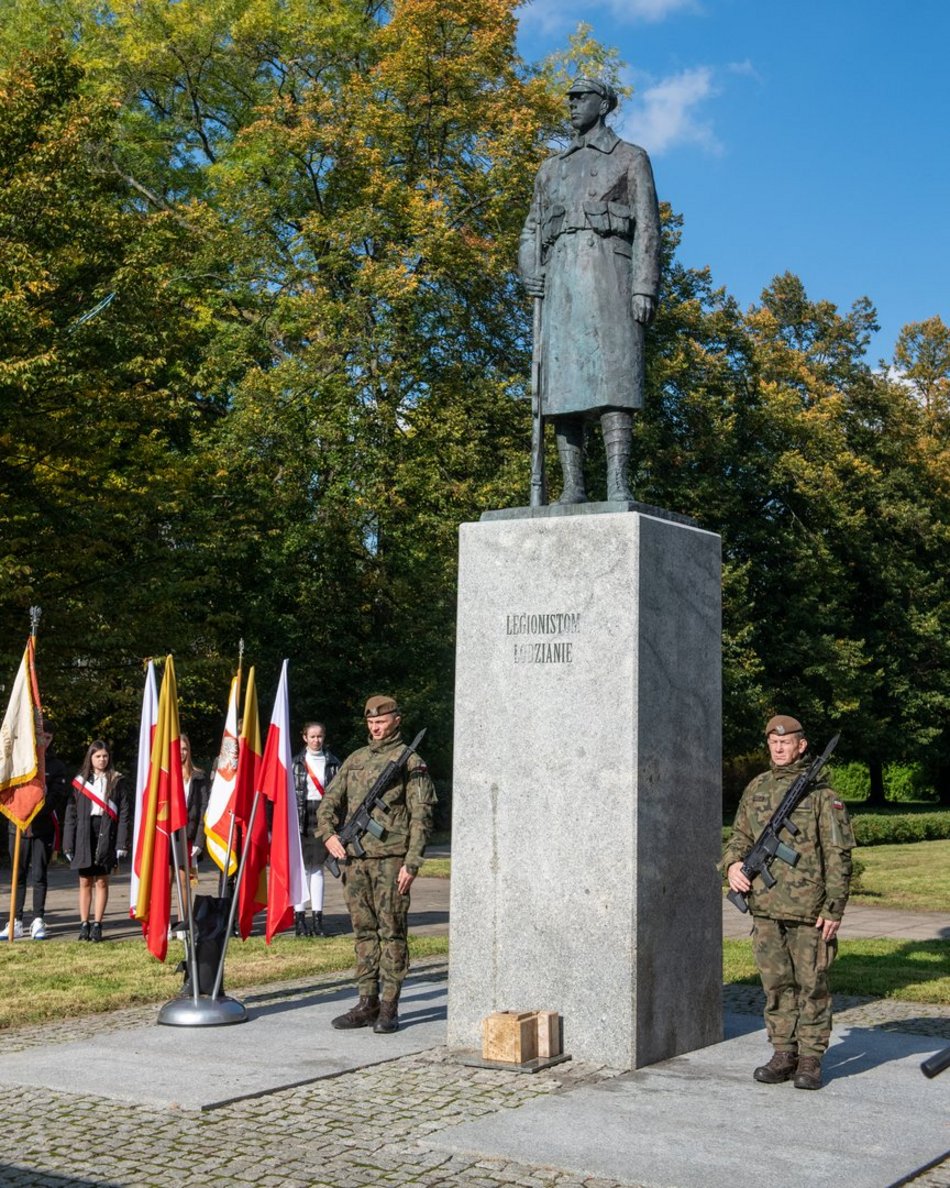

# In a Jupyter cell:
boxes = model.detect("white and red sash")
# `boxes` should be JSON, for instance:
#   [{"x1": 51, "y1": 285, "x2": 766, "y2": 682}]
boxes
[
  {"x1": 304, "y1": 758, "x2": 325, "y2": 800},
  {"x1": 72, "y1": 776, "x2": 118, "y2": 821}
]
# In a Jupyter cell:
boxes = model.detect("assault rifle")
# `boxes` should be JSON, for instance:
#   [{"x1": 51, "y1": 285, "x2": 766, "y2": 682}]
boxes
[
  {"x1": 727, "y1": 733, "x2": 840, "y2": 914},
  {"x1": 325, "y1": 728, "x2": 427, "y2": 879}
]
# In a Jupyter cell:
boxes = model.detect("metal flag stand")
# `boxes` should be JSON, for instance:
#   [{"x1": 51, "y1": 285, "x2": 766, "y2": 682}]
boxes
[
  {"x1": 156, "y1": 648, "x2": 247, "y2": 1026},
  {"x1": 157, "y1": 830, "x2": 247, "y2": 1027}
]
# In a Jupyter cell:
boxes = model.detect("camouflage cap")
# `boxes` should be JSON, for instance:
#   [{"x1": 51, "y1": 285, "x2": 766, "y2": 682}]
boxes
[
  {"x1": 364, "y1": 694, "x2": 399, "y2": 719},
  {"x1": 765, "y1": 714, "x2": 804, "y2": 737},
  {"x1": 566, "y1": 76, "x2": 618, "y2": 113}
]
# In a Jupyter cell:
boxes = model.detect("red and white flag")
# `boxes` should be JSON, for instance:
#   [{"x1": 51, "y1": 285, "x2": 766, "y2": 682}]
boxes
[
  {"x1": 204, "y1": 671, "x2": 241, "y2": 877},
  {"x1": 235, "y1": 667, "x2": 266, "y2": 939},
  {"x1": 130, "y1": 661, "x2": 159, "y2": 917},
  {"x1": 0, "y1": 637, "x2": 45, "y2": 831},
  {"x1": 258, "y1": 660, "x2": 305, "y2": 943},
  {"x1": 133, "y1": 656, "x2": 188, "y2": 962}
]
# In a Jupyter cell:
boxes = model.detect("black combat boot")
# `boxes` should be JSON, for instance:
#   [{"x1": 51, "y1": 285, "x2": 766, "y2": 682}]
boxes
[
  {"x1": 373, "y1": 998, "x2": 400, "y2": 1034},
  {"x1": 601, "y1": 410, "x2": 635, "y2": 501},
  {"x1": 294, "y1": 911, "x2": 310, "y2": 937},
  {"x1": 555, "y1": 419, "x2": 587, "y2": 504},
  {"x1": 753, "y1": 1049, "x2": 797, "y2": 1083},
  {"x1": 331, "y1": 995, "x2": 380, "y2": 1030},
  {"x1": 311, "y1": 911, "x2": 327, "y2": 937},
  {"x1": 90, "y1": 921, "x2": 103, "y2": 943},
  {"x1": 793, "y1": 1055, "x2": 823, "y2": 1090}
]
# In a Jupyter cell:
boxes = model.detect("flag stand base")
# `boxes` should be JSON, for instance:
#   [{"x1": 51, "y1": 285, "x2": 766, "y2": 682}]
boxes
[{"x1": 157, "y1": 995, "x2": 248, "y2": 1027}]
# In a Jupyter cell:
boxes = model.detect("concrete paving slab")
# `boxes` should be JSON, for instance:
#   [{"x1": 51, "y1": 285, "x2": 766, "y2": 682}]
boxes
[
  {"x1": 431, "y1": 1013, "x2": 950, "y2": 1188},
  {"x1": 0, "y1": 971, "x2": 448, "y2": 1111}
]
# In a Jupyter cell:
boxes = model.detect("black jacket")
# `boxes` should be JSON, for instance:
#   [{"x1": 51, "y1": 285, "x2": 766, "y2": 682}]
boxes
[{"x1": 63, "y1": 773, "x2": 132, "y2": 870}]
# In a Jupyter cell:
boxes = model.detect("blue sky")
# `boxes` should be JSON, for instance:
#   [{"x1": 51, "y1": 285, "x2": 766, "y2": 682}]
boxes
[{"x1": 516, "y1": 0, "x2": 949, "y2": 363}]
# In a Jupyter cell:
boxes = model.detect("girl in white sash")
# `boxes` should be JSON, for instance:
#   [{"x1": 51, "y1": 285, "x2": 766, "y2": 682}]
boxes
[{"x1": 63, "y1": 741, "x2": 131, "y2": 942}]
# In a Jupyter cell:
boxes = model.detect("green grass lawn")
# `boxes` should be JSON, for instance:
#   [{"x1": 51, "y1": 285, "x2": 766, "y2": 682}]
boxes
[
  {"x1": 0, "y1": 933, "x2": 448, "y2": 1030},
  {"x1": 725, "y1": 937, "x2": 950, "y2": 1004},
  {"x1": 850, "y1": 839, "x2": 950, "y2": 912}
]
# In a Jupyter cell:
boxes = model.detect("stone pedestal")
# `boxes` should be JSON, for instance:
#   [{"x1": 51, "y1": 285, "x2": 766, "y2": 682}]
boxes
[{"x1": 446, "y1": 511, "x2": 723, "y2": 1069}]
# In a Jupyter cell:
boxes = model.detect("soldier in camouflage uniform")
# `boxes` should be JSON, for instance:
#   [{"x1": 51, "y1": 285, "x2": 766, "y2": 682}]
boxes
[
  {"x1": 317, "y1": 695, "x2": 437, "y2": 1034},
  {"x1": 723, "y1": 715, "x2": 855, "y2": 1090}
]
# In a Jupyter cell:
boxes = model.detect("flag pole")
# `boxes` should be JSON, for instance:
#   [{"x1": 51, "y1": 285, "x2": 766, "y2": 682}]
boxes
[
  {"x1": 170, "y1": 828, "x2": 200, "y2": 1007},
  {"x1": 210, "y1": 789, "x2": 262, "y2": 1001},
  {"x1": 6, "y1": 828, "x2": 21, "y2": 944},
  {"x1": 6, "y1": 608, "x2": 43, "y2": 944}
]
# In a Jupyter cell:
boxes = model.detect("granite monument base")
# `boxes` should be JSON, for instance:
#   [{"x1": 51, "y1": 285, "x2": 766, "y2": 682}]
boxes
[{"x1": 447, "y1": 510, "x2": 722, "y2": 1069}]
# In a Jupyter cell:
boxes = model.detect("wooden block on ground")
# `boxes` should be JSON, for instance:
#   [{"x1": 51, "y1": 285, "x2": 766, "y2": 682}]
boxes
[
  {"x1": 536, "y1": 1010, "x2": 561, "y2": 1058},
  {"x1": 482, "y1": 1011, "x2": 539, "y2": 1064}
]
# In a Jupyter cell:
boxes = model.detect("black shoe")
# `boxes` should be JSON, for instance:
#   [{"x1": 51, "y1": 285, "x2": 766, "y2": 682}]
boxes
[
  {"x1": 331, "y1": 996, "x2": 380, "y2": 1030},
  {"x1": 312, "y1": 911, "x2": 327, "y2": 937},
  {"x1": 294, "y1": 911, "x2": 310, "y2": 937},
  {"x1": 90, "y1": 921, "x2": 103, "y2": 943},
  {"x1": 373, "y1": 999, "x2": 400, "y2": 1034},
  {"x1": 78, "y1": 921, "x2": 91, "y2": 942}
]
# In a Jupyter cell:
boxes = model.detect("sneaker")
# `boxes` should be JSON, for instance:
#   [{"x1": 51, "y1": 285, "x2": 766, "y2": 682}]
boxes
[
  {"x1": 90, "y1": 921, "x2": 103, "y2": 943},
  {"x1": 30, "y1": 918, "x2": 48, "y2": 940},
  {"x1": 0, "y1": 919, "x2": 24, "y2": 940},
  {"x1": 78, "y1": 920, "x2": 90, "y2": 941}
]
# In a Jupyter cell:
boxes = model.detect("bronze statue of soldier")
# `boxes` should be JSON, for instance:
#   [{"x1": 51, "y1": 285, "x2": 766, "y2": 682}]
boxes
[{"x1": 519, "y1": 77, "x2": 661, "y2": 504}]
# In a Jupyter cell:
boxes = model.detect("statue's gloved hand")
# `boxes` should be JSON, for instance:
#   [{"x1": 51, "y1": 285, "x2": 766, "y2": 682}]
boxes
[{"x1": 632, "y1": 293, "x2": 656, "y2": 324}]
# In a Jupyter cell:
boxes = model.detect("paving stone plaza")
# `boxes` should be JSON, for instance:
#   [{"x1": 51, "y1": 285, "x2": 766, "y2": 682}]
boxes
[
  {"x1": 1, "y1": 962, "x2": 949, "y2": 1188},
  {"x1": 1, "y1": 865, "x2": 948, "y2": 1187}
]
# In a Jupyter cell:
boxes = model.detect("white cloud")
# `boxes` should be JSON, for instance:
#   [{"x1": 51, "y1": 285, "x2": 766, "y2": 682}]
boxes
[
  {"x1": 619, "y1": 66, "x2": 722, "y2": 156},
  {"x1": 518, "y1": 0, "x2": 698, "y2": 36}
]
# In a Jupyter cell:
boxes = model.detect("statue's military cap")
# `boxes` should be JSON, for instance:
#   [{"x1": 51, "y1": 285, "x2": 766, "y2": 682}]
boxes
[
  {"x1": 566, "y1": 76, "x2": 619, "y2": 113},
  {"x1": 364, "y1": 694, "x2": 399, "y2": 719},
  {"x1": 765, "y1": 714, "x2": 803, "y2": 737}
]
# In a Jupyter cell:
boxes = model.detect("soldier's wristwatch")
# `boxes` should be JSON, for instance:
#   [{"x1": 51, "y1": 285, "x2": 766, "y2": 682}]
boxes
[{"x1": 405, "y1": 864, "x2": 419, "y2": 876}]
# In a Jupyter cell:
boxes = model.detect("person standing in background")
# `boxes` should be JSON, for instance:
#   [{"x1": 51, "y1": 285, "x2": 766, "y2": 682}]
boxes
[
  {"x1": 64, "y1": 741, "x2": 131, "y2": 942},
  {"x1": 292, "y1": 722, "x2": 340, "y2": 937}
]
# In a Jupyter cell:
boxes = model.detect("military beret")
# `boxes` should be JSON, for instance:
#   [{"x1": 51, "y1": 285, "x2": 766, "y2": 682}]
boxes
[
  {"x1": 566, "y1": 76, "x2": 619, "y2": 113},
  {"x1": 364, "y1": 695, "x2": 399, "y2": 719},
  {"x1": 765, "y1": 714, "x2": 804, "y2": 737}
]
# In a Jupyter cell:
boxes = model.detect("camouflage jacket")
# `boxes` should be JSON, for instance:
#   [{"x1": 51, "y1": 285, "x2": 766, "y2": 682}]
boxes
[
  {"x1": 722, "y1": 757, "x2": 855, "y2": 923},
  {"x1": 315, "y1": 732, "x2": 436, "y2": 870}
]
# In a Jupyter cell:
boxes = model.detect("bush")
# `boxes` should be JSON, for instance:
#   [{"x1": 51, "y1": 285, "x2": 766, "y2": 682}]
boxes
[
  {"x1": 850, "y1": 812, "x2": 950, "y2": 846},
  {"x1": 827, "y1": 762, "x2": 869, "y2": 800},
  {"x1": 827, "y1": 762, "x2": 937, "y2": 804},
  {"x1": 722, "y1": 811, "x2": 950, "y2": 848}
]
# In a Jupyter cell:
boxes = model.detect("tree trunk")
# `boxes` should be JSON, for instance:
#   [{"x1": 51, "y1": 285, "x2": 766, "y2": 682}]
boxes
[{"x1": 866, "y1": 759, "x2": 887, "y2": 806}]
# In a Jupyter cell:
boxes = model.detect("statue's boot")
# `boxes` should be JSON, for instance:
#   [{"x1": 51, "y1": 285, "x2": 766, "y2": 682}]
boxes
[
  {"x1": 555, "y1": 419, "x2": 587, "y2": 504},
  {"x1": 602, "y1": 411, "x2": 634, "y2": 501}
]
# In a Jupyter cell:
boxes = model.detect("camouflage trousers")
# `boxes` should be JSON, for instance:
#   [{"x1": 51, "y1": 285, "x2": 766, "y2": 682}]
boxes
[
  {"x1": 343, "y1": 855, "x2": 410, "y2": 1002},
  {"x1": 752, "y1": 916, "x2": 837, "y2": 1057}
]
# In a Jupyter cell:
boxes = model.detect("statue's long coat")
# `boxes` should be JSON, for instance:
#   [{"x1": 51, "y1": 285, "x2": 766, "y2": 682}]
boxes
[{"x1": 519, "y1": 125, "x2": 661, "y2": 417}]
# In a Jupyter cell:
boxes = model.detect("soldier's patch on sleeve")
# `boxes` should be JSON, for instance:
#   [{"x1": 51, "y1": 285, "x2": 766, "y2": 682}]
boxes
[
  {"x1": 409, "y1": 763, "x2": 428, "y2": 778},
  {"x1": 833, "y1": 799, "x2": 844, "y2": 809}
]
